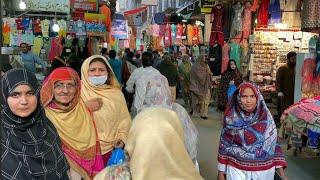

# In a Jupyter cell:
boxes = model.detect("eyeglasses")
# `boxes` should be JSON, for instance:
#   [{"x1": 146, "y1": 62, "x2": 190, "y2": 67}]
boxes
[{"x1": 54, "y1": 83, "x2": 76, "y2": 90}]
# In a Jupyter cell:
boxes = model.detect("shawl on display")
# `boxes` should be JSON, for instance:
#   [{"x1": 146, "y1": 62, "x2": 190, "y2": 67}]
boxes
[
  {"x1": 125, "y1": 108, "x2": 203, "y2": 180},
  {"x1": 81, "y1": 55, "x2": 131, "y2": 154},
  {"x1": 218, "y1": 82, "x2": 287, "y2": 171},
  {"x1": 189, "y1": 57, "x2": 212, "y2": 99},
  {"x1": 1, "y1": 69, "x2": 69, "y2": 179},
  {"x1": 41, "y1": 67, "x2": 101, "y2": 178}
]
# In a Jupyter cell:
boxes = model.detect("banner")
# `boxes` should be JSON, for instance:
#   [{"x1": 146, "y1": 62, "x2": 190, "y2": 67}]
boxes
[
  {"x1": 20, "y1": 0, "x2": 70, "y2": 13},
  {"x1": 84, "y1": 13, "x2": 106, "y2": 36},
  {"x1": 201, "y1": 0, "x2": 215, "y2": 14},
  {"x1": 111, "y1": 19, "x2": 128, "y2": 39},
  {"x1": 141, "y1": 0, "x2": 158, "y2": 6},
  {"x1": 71, "y1": 0, "x2": 97, "y2": 11},
  {"x1": 124, "y1": 6, "x2": 148, "y2": 26}
]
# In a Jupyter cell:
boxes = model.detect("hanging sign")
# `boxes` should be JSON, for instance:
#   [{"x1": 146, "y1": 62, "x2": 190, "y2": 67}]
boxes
[
  {"x1": 71, "y1": 0, "x2": 97, "y2": 12},
  {"x1": 111, "y1": 19, "x2": 128, "y2": 39},
  {"x1": 201, "y1": 0, "x2": 216, "y2": 14},
  {"x1": 17, "y1": 0, "x2": 70, "y2": 13},
  {"x1": 141, "y1": 0, "x2": 158, "y2": 6},
  {"x1": 84, "y1": 13, "x2": 106, "y2": 36},
  {"x1": 124, "y1": 6, "x2": 148, "y2": 26}
]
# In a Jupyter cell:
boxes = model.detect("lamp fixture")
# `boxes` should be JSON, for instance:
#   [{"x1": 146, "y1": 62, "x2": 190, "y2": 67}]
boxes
[
  {"x1": 52, "y1": 23, "x2": 60, "y2": 32},
  {"x1": 19, "y1": 0, "x2": 27, "y2": 10}
]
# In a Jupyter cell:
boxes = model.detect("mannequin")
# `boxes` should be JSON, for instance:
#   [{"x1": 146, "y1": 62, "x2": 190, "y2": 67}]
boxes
[{"x1": 209, "y1": 3, "x2": 224, "y2": 46}]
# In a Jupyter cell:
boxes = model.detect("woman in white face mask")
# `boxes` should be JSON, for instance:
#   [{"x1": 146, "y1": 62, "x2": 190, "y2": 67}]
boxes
[{"x1": 80, "y1": 55, "x2": 132, "y2": 165}]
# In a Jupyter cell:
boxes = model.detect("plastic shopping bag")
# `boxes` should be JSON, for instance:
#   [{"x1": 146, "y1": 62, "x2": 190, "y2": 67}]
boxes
[
  {"x1": 106, "y1": 147, "x2": 126, "y2": 167},
  {"x1": 227, "y1": 84, "x2": 237, "y2": 100}
]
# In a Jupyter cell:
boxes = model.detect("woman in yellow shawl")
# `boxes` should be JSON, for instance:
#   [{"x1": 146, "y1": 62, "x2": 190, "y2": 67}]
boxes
[
  {"x1": 94, "y1": 108, "x2": 203, "y2": 180},
  {"x1": 41, "y1": 67, "x2": 104, "y2": 179},
  {"x1": 81, "y1": 55, "x2": 131, "y2": 164}
]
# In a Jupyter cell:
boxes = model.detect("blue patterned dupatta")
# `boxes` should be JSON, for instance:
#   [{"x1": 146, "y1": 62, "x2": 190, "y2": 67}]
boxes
[{"x1": 218, "y1": 82, "x2": 287, "y2": 171}]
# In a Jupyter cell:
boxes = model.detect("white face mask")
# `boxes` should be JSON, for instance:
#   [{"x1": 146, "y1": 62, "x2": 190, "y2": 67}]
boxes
[{"x1": 88, "y1": 75, "x2": 108, "y2": 86}]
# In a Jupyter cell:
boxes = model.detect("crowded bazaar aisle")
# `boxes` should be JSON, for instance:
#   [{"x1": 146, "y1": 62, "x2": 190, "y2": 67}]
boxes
[{"x1": 182, "y1": 99, "x2": 320, "y2": 180}]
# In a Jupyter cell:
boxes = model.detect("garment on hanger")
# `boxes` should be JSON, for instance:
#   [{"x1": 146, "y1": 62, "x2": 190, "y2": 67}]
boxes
[
  {"x1": 33, "y1": 18, "x2": 42, "y2": 35},
  {"x1": 301, "y1": 0, "x2": 320, "y2": 32},
  {"x1": 281, "y1": 0, "x2": 301, "y2": 28},
  {"x1": 32, "y1": 36, "x2": 43, "y2": 56},
  {"x1": 176, "y1": 24, "x2": 183, "y2": 45},
  {"x1": 257, "y1": 0, "x2": 270, "y2": 27},
  {"x1": 221, "y1": 42, "x2": 230, "y2": 74},
  {"x1": 152, "y1": 24, "x2": 160, "y2": 37},
  {"x1": 58, "y1": 20, "x2": 67, "y2": 38},
  {"x1": 192, "y1": 25, "x2": 200, "y2": 45},
  {"x1": 41, "y1": 19, "x2": 50, "y2": 37},
  {"x1": 2, "y1": 18, "x2": 11, "y2": 45},
  {"x1": 223, "y1": 4, "x2": 233, "y2": 39},
  {"x1": 229, "y1": 41, "x2": 241, "y2": 68},
  {"x1": 22, "y1": 30, "x2": 34, "y2": 45},
  {"x1": 198, "y1": 26, "x2": 204, "y2": 45},
  {"x1": 269, "y1": 0, "x2": 281, "y2": 24},
  {"x1": 187, "y1": 24, "x2": 194, "y2": 46},
  {"x1": 230, "y1": 2, "x2": 244, "y2": 38},
  {"x1": 48, "y1": 37, "x2": 63, "y2": 62},
  {"x1": 209, "y1": 5, "x2": 224, "y2": 46},
  {"x1": 242, "y1": 0, "x2": 259, "y2": 39},
  {"x1": 164, "y1": 24, "x2": 172, "y2": 47},
  {"x1": 22, "y1": 18, "x2": 31, "y2": 30},
  {"x1": 208, "y1": 44, "x2": 222, "y2": 76},
  {"x1": 205, "y1": 14, "x2": 212, "y2": 45},
  {"x1": 171, "y1": 24, "x2": 177, "y2": 45}
]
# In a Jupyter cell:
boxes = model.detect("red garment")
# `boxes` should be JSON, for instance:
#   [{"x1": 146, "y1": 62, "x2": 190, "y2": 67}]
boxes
[
  {"x1": 209, "y1": 5, "x2": 224, "y2": 46},
  {"x1": 192, "y1": 25, "x2": 200, "y2": 45},
  {"x1": 15, "y1": 18, "x2": 24, "y2": 30},
  {"x1": 48, "y1": 37, "x2": 63, "y2": 62},
  {"x1": 33, "y1": 19, "x2": 42, "y2": 34},
  {"x1": 242, "y1": 0, "x2": 259, "y2": 39},
  {"x1": 164, "y1": 24, "x2": 172, "y2": 47},
  {"x1": 257, "y1": 0, "x2": 270, "y2": 28},
  {"x1": 221, "y1": 43, "x2": 230, "y2": 74},
  {"x1": 176, "y1": 24, "x2": 183, "y2": 45},
  {"x1": 100, "y1": 5, "x2": 112, "y2": 32}
]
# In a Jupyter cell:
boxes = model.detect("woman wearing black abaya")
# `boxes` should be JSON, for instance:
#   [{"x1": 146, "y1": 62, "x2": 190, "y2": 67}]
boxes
[{"x1": 1, "y1": 69, "x2": 69, "y2": 179}]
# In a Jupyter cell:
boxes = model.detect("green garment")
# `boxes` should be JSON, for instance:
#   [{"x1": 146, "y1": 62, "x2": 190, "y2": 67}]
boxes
[{"x1": 229, "y1": 42, "x2": 241, "y2": 68}]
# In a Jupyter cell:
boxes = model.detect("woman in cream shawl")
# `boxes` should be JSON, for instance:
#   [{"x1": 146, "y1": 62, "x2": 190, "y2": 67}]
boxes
[
  {"x1": 41, "y1": 67, "x2": 103, "y2": 179},
  {"x1": 81, "y1": 55, "x2": 131, "y2": 163},
  {"x1": 94, "y1": 108, "x2": 203, "y2": 180}
]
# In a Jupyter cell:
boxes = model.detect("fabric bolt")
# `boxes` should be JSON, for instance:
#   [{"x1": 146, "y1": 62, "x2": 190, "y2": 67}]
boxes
[
  {"x1": 125, "y1": 108, "x2": 203, "y2": 180},
  {"x1": 208, "y1": 44, "x2": 222, "y2": 76},
  {"x1": 301, "y1": 0, "x2": 320, "y2": 32},
  {"x1": 210, "y1": 5, "x2": 224, "y2": 46},
  {"x1": 41, "y1": 67, "x2": 103, "y2": 179},
  {"x1": 81, "y1": 55, "x2": 131, "y2": 155},
  {"x1": 1, "y1": 69, "x2": 69, "y2": 180},
  {"x1": 229, "y1": 42, "x2": 241, "y2": 68},
  {"x1": 257, "y1": 0, "x2": 270, "y2": 27},
  {"x1": 125, "y1": 66, "x2": 199, "y2": 162},
  {"x1": 221, "y1": 43, "x2": 230, "y2": 73},
  {"x1": 230, "y1": 3, "x2": 244, "y2": 38},
  {"x1": 218, "y1": 82, "x2": 287, "y2": 172},
  {"x1": 269, "y1": 0, "x2": 282, "y2": 24}
]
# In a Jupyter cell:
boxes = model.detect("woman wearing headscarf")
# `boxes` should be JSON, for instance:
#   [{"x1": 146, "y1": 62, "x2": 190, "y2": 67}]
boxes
[
  {"x1": 41, "y1": 67, "x2": 104, "y2": 179},
  {"x1": 126, "y1": 108, "x2": 203, "y2": 180},
  {"x1": 179, "y1": 54, "x2": 192, "y2": 108},
  {"x1": 189, "y1": 55, "x2": 213, "y2": 119},
  {"x1": 217, "y1": 82, "x2": 287, "y2": 180},
  {"x1": 81, "y1": 55, "x2": 131, "y2": 164},
  {"x1": 217, "y1": 59, "x2": 243, "y2": 111},
  {"x1": 49, "y1": 56, "x2": 68, "y2": 74},
  {"x1": 1, "y1": 69, "x2": 69, "y2": 179},
  {"x1": 0, "y1": 59, "x2": 12, "y2": 111}
]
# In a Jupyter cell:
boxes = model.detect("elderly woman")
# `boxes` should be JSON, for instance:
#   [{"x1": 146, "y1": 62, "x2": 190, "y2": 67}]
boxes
[
  {"x1": 189, "y1": 55, "x2": 213, "y2": 119},
  {"x1": 217, "y1": 82, "x2": 287, "y2": 180},
  {"x1": 179, "y1": 54, "x2": 192, "y2": 108},
  {"x1": 81, "y1": 55, "x2": 131, "y2": 164},
  {"x1": 1, "y1": 69, "x2": 69, "y2": 179},
  {"x1": 41, "y1": 67, "x2": 103, "y2": 179}
]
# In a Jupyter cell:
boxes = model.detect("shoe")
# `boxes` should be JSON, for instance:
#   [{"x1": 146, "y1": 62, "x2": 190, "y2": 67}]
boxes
[
  {"x1": 189, "y1": 110, "x2": 193, "y2": 115},
  {"x1": 200, "y1": 116, "x2": 208, "y2": 120}
]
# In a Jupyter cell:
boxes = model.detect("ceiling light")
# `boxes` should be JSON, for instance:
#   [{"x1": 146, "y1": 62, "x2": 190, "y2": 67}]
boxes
[
  {"x1": 19, "y1": 1, "x2": 27, "y2": 10},
  {"x1": 52, "y1": 23, "x2": 60, "y2": 32}
]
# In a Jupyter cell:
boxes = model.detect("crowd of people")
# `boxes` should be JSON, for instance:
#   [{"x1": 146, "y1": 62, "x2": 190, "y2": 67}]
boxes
[{"x1": 0, "y1": 46, "x2": 293, "y2": 180}]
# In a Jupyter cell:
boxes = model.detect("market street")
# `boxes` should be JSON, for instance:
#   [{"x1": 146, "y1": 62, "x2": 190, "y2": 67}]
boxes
[{"x1": 192, "y1": 106, "x2": 320, "y2": 180}]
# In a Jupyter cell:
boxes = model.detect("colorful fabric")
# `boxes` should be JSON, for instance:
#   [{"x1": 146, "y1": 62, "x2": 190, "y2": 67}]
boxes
[
  {"x1": 1, "y1": 69, "x2": 69, "y2": 180},
  {"x1": 93, "y1": 162, "x2": 131, "y2": 180},
  {"x1": 81, "y1": 55, "x2": 131, "y2": 155},
  {"x1": 230, "y1": 3, "x2": 244, "y2": 38},
  {"x1": 125, "y1": 108, "x2": 203, "y2": 180},
  {"x1": 257, "y1": 0, "x2": 270, "y2": 27},
  {"x1": 269, "y1": 0, "x2": 281, "y2": 24},
  {"x1": 41, "y1": 67, "x2": 102, "y2": 178},
  {"x1": 218, "y1": 82, "x2": 287, "y2": 171}
]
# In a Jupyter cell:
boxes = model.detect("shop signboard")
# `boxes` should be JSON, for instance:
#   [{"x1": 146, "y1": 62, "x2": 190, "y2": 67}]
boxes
[
  {"x1": 14, "y1": 0, "x2": 70, "y2": 13},
  {"x1": 201, "y1": 0, "x2": 215, "y2": 14},
  {"x1": 111, "y1": 19, "x2": 128, "y2": 39},
  {"x1": 84, "y1": 13, "x2": 106, "y2": 36},
  {"x1": 71, "y1": 0, "x2": 97, "y2": 12},
  {"x1": 141, "y1": 0, "x2": 158, "y2": 6},
  {"x1": 124, "y1": 6, "x2": 148, "y2": 27}
]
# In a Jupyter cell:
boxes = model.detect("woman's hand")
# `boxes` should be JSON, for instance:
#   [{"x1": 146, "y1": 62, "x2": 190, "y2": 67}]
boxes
[
  {"x1": 115, "y1": 140, "x2": 125, "y2": 148},
  {"x1": 217, "y1": 171, "x2": 225, "y2": 180},
  {"x1": 276, "y1": 167, "x2": 288, "y2": 180},
  {"x1": 85, "y1": 98, "x2": 103, "y2": 112}
]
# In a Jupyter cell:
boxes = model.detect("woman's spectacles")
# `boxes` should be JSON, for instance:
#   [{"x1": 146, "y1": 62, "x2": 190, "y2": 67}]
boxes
[{"x1": 54, "y1": 83, "x2": 76, "y2": 90}]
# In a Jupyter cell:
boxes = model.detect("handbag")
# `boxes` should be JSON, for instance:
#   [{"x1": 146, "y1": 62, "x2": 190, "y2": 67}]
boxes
[
  {"x1": 107, "y1": 147, "x2": 126, "y2": 167},
  {"x1": 227, "y1": 84, "x2": 237, "y2": 100}
]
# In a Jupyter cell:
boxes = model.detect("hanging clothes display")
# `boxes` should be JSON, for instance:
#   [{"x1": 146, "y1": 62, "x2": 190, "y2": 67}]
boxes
[
  {"x1": 221, "y1": 42, "x2": 230, "y2": 74},
  {"x1": 269, "y1": 0, "x2": 281, "y2": 24},
  {"x1": 281, "y1": 0, "x2": 301, "y2": 28},
  {"x1": 223, "y1": 4, "x2": 233, "y2": 39},
  {"x1": 171, "y1": 24, "x2": 177, "y2": 45},
  {"x1": 208, "y1": 44, "x2": 222, "y2": 76},
  {"x1": 230, "y1": 2, "x2": 244, "y2": 38},
  {"x1": 301, "y1": 0, "x2": 320, "y2": 32},
  {"x1": 187, "y1": 24, "x2": 194, "y2": 46},
  {"x1": 257, "y1": 0, "x2": 270, "y2": 27},
  {"x1": 182, "y1": 24, "x2": 188, "y2": 45},
  {"x1": 229, "y1": 41, "x2": 241, "y2": 68},
  {"x1": 164, "y1": 24, "x2": 172, "y2": 47},
  {"x1": 198, "y1": 26, "x2": 204, "y2": 45},
  {"x1": 209, "y1": 4, "x2": 224, "y2": 46},
  {"x1": 242, "y1": 0, "x2": 259, "y2": 40},
  {"x1": 48, "y1": 37, "x2": 63, "y2": 62},
  {"x1": 192, "y1": 25, "x2": 199, "y2": 45},
  {"x1": 204, "y1": 14, "x2": 212, "y2": 45},
  {"x1": 176, "y1": 24, "x2": 183, "y2": 46},
  {"x1": 41, "y1": 19, "x2": 50, "y2": 38}
]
